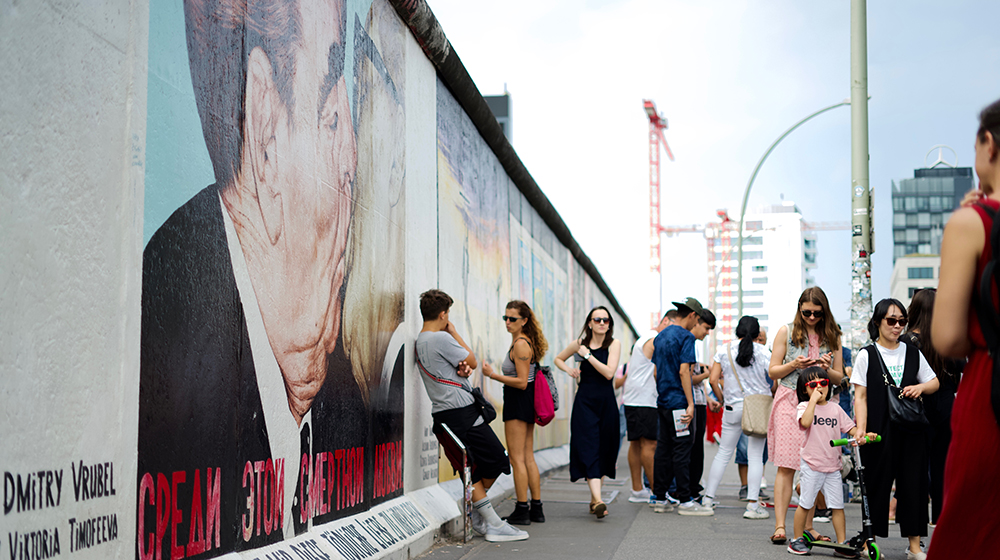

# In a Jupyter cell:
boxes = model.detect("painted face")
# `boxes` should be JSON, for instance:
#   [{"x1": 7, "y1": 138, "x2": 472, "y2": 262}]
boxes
[
  {"x1": 880, "y1": 306, "x2": 906, "y2": 343},
  {"x1": 800, "y1": 301, "x2": 824, "y2": 327}
]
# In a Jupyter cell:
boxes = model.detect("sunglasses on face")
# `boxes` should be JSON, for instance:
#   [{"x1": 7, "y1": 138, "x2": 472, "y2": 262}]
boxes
[
  {"x1": 801, "y1": 310, "x2": 824, "y2": 319},
  {"x1": 592, "y1": 317, "x2": 611, "y2": 324},
  {"x1": 884, "y1": 317, "x2": 908, "y2": 327},
  {"x1": 502, "y1": 316, "x2": 522, "y2": 323},
  {"x1": 806, "y1": 379, "x2": 830, "y2": 389}
]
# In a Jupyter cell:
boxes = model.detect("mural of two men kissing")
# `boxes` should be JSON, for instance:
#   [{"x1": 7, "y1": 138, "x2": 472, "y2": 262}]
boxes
[{"x1": 138, "y1": 0, "x2": 406, "y2": 557}]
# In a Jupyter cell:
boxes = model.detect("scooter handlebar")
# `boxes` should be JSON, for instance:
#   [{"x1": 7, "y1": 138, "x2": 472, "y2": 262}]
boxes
[{"x1": 830, "y1": 435, "x2": 881, "y2": 447}]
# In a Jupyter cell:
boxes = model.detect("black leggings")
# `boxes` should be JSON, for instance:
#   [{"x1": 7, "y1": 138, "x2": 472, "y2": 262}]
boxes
[{"x1": 860, "y1": 423, "x2": 929, "y2": 538}]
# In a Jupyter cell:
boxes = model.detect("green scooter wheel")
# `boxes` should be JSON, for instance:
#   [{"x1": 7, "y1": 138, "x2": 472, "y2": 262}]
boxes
[{"x1": 866, "y1": 542, "x2": 881, "y2": 560}]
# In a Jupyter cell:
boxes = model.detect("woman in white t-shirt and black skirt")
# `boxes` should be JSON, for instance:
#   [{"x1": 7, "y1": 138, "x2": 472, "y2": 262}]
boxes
[{"x1": 851, "y1": 298, "x2": 940, "y2": 560}]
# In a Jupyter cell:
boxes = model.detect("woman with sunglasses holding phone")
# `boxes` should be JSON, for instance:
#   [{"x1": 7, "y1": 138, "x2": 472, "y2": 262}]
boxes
[
  {"x1": 767, "y1": 287, "x2": 844, "y2": 545},
  {"x1": 851, "y1": 298, "x2": 939, "y2": 560},
  {"x1": 554, "y1": 307, "x2": 621, "y2": 519},
  {"x1": 484, "y1": 300, "x2": 549, "y2": 525}
]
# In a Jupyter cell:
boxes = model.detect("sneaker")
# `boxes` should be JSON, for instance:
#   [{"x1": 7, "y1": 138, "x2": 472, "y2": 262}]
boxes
[
  {"x1": 665, "y1": 493, "x2": 681, "y2": 506},
  {"x1": 484, "y1": 521, "x2": 529, "y2": 543},
  {"x1": 471, "y1": 510, "x2": 487, "y2": 536},
  {"x1": 759, "y1": 489, "x2": 772, "y2": 501},
  {"x1": 678, "y1": 500, "x2": 715, "y2": 516},
  {"x1": 503, "y1": 503, "x2": 531, "y2": 526},
  {"x1": 905, "y1": 549, "x2": 927, "y2": 560},
  {"x1": 834, "y1": 547, "x2": 860, "y2": 559},
  {"x1": 814, "y1": 509, "x2": 832, "y2": 523},
  {"x1": 739, "y1": 485, "x2": 749, "y2": 501},
  {"x1": 761, "y1": 476, "x2": 768, "y2": 489},
  {"x1": 651, "y1": 498, "x2": 675, "y2": 513},
  {"x1": 743, "y1": 501, "x2": 770, "y2": 520},
  {"x1": 529, "y1": 501, "x2": 545, "y2": 523},
  {"x1": 787, "y1": 536, "x2": 811, "y2": 555},
  {"x1": 629, "y1": 488, "x2": 653, "y2": 503},
  {"x1": 701, "y1": 495, "x2": 719, "y2": 508}
]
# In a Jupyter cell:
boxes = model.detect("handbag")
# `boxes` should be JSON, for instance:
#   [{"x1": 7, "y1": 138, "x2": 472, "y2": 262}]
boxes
[
  {"x1": 727, "y1": 344, "x2": 772, "y2": 437},
  {"x1": 868, "y1": 346, "x2": 929, "y2": 428},
  {"x1": 533, "y1": 365, "x2": 555, "y2": 426},
  {"x1": 416, "y1": 353, "x2": 497, "y2": 424},
  {"x1": 538, "y1": 364, "x2": 559, "y2": 411}
]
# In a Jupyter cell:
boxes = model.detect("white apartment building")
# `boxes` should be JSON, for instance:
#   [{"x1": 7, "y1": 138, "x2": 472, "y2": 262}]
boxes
[
  {"x1": 889, "y1": 255, "x2": 940, "y2": 308},
  {"x1": 707, "y1": 201, "x2": 817, "y2": 349}
]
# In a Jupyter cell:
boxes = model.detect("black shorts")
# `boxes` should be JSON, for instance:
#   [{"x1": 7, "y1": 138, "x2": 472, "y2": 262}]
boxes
[
  {"x1": 503, "y1": 381, "x2": 535, "y2": 423},
  {"x1": 624, "y1": 405, "x2": 658, "y2": 441},
  {"x1": 432, "y1": 404, "x2": 511, "y2": 484}
]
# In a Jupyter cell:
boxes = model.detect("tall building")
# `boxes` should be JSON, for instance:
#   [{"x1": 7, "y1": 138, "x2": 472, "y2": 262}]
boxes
[
  {"x1": 708, "y1": 201, "x2": 816, "y2": 347},
  {"x1": 889, "y1": 154, "x2": 973, "y2": 306},
  {"x1": 484, "y1": 93, "x2": 512, "y2": 142},
  {"x1": 891, "y1": 164, "x2": 973, "y2": 262}
]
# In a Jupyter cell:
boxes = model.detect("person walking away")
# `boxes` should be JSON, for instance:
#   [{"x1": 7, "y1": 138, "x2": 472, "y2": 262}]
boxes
[
  {"x1": 687, "y1": 314, "x2": 716, "y2": 500},
  {"x1": 646, "y1": 298, "x2": 715, "y2": 516},
  {"x1": 415, "y1": 290, "x2": 527, "y2": 542},
  {"x1": 928, "y1": 98, "x2": 1000, "y2": 560},
  {"x1": 622, "y1": 311, "x2": 673, "y2": 503},
  {"x1": 899, "y1": 289, "x2": 962, "y2": 527},
  {"x1": 483, "y1": 300, "x2": 548, "y2": 525},
  {"x1": 767, "y1": 287, "x2": 845, "y2": 544},
  {"x1": 703, "y1": 316, "x2": 772, "y2": 520},
  {"x1": 554, "y1": 307, "x2": 621, "y2": 519},
  {"x1": 852, "y1": 298, "x2": 939, "y2": 560},
  {"x1": 786, "y1": 368, "x2": 875, "y2": 557}
]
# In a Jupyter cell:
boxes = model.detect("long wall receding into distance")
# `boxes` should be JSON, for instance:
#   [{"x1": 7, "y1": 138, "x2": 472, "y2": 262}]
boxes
[{"x1": 0, "y1": 0, "x2": 636, "y2": 558}]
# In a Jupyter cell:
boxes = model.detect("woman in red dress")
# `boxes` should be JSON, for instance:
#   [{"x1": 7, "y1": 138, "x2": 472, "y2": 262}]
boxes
[{"x1": 929, "y1": 98, "x2": 1000, "y2": 558}]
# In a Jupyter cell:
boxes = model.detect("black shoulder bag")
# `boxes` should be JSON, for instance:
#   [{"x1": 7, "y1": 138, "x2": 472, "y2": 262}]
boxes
[
  {"x1": 415, "y1": 353, "x2": 496, "y2": 424},
  {"x1": 868, "y1": 345, "x2": 929, "y2": 428},
  {"x1": 971, "y1": 202, "x2": 1000, "y2": 429}
]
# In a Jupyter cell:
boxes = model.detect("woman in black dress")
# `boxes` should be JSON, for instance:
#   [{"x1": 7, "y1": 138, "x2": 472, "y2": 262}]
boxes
[{"x1": 554, "y1": 306, "x2": 622, "y2": 519}]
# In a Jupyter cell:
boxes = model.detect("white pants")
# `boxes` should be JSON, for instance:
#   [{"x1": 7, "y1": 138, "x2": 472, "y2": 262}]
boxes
[
  {"x1": 798, "y1": 459, "x2": 843, "y2": 510},
  {"x1": 704, "y1": 402, "x2": 766, "y2": 501}
]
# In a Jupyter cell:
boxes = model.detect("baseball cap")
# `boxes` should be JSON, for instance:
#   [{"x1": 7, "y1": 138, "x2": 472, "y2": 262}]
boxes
[{"x1": 671, "y1": 297, "x2": 705, "y2": 316}]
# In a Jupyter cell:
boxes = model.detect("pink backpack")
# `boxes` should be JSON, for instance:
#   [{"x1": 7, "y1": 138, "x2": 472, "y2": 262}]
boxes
[{"x1": 534, "y1": 365, "x2": 556, "y2": 426}]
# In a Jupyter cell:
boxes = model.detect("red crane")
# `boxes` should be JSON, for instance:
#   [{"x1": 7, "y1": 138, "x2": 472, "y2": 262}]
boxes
[{"x1": 645, "y1": 100, "x2": 674, "y2": 323}]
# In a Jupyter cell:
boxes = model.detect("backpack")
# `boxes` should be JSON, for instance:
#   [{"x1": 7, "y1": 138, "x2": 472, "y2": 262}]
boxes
[{"x1": 971, "y1": 202, "x2": 1000, "y2": 427}]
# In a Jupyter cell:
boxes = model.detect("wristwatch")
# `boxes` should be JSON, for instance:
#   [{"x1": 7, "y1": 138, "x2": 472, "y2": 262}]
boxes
[{"x1": 584, "y1": 353, "x2": 592, "y2": 360}]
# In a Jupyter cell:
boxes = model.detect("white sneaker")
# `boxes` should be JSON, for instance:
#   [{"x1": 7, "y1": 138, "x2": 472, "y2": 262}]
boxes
[
  {"x1": 905, "y1": 547, "x2": 927, "y2": 560},
  {"x1": 651, "y1": 498, "x2": 674, "y2": 513},
  {"x1": 629, "y1": 488, "x2": 653, "y2": 503},
  {"x1": 484, "y1": 521, "x2": 529, "y2": 542},
  {"x1": 760, "y1": 476, "x2": 768, "y2": 489},
  {"x1": 700, "y1": 495, "x2": 718, "y2": 508},
  {"x1": 678, "y1": 500, "x2": 715, "y2": 516},
  {"x1": 665, "y1": 493, "x2": 681, "y2": 506},
  {"x1": 471, "y1": 510, "x2": 487, "y2": 536},
  {"x1": 743, "y1": 501, "x2": 770, "y2": 520}
]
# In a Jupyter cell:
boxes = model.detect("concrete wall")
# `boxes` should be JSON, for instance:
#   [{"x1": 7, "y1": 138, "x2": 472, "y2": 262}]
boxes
[{"x1": 0, "y1": 0, "x2": 634, "y2": 558}]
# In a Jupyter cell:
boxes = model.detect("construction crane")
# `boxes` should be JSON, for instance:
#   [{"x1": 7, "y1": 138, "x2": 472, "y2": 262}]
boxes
[{"x1": 644, "y1": 99, "x2": 674, "y2": 322}]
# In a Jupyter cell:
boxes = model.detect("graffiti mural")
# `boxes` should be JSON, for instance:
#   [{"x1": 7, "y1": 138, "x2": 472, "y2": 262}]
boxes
[{"x1": 139, "y1": 0, "x2": 405, "y2": 557}]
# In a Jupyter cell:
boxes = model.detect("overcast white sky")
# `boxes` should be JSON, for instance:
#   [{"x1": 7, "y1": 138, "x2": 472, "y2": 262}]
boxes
[{"x1": 425, "y1": 0, "x2": 1000, "y2": 333}]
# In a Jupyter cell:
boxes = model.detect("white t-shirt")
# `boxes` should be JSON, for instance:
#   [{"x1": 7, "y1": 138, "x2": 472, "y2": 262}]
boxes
[
  {"x1": 850, "y1": 342, "x2": 936, "y2": 387},
  {"x1": 623, "y1": 331, "x2": 658, "y2": 407},
  {"x1": 712, "y1": 341, "x2": 772, "y2": 406}
]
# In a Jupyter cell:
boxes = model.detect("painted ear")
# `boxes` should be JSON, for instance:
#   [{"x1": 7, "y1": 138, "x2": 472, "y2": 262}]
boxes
[{"x1": 245, "y1": 46, "x2": 283, "y2": 245}]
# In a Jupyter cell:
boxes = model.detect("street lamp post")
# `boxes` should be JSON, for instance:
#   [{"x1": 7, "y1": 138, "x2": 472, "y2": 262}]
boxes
[{"x1": 736, "y1": 99, "x2": 852, "y2": 316}]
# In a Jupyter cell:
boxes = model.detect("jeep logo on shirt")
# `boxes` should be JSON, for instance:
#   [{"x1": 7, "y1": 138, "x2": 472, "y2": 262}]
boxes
[{"x1": 814, "y1": 416, "x2": 838, "y2": 428}]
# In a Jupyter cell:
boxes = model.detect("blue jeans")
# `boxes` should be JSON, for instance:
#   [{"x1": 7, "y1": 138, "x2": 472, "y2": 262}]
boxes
[{"x1": 736, "y1": 432, "x2": 768, "y2": 466}]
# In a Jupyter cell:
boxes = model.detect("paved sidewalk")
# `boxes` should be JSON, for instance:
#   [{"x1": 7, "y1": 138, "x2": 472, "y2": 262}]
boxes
[{"x1": 417, "y1": 440, "x2": 928, "y2": 559}]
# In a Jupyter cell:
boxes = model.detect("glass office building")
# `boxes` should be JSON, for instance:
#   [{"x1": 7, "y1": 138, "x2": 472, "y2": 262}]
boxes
[{"x1": 891, "y1": 166, "x2": 974, "y2": 262}]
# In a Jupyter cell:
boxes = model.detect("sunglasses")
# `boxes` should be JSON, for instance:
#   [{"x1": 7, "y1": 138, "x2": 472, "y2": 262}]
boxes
[
  {"x1": 592, "y1": 317, "x2": 611, "y2": 324},
  {"x1": 502, "y1": 316, "x2": 522, "y2": 323},
  {"x1": 801, "y1": 310, "x2": 824, "y2": 319},
  {"x1": 806, "y1": 379, "x2": 830, "y2": 389},
  {"x1": 885, "y1": 317, "x2": 908, "y2": 327}
]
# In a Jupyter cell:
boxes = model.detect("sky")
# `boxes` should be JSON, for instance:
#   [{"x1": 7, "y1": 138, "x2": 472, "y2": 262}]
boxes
[{"x1": 424, "y1": 0, "x2": 1000, "y2": 333}]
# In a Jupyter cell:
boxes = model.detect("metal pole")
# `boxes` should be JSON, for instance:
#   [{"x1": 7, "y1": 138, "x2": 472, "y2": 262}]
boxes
[
  {"x1": 736, "y1": 100, "x2": 851, "y2": 316},
  {"x1": 849, "y1": 0, "x2": 873, "y2": 352}
]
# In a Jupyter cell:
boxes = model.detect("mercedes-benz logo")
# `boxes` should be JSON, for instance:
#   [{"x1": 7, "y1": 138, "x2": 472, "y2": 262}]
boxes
[{"x1": 924, "y1": 144, "x2": 958, "y2": 169}]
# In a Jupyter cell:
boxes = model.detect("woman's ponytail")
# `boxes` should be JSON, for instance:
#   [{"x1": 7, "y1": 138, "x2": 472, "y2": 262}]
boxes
[{"x1": 734, "y1": 316, "x2": 761, "y2": 368}]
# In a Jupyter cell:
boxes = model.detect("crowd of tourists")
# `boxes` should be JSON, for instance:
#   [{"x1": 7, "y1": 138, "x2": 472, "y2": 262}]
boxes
[{"x1": 412, "y1": 98, "x2": 1000, "y2": 555}]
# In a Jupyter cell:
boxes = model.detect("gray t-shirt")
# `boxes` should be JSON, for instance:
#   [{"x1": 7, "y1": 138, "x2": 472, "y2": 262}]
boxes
[{"x1": 416, "y1": 331, "x2": 476, "y2": 415}]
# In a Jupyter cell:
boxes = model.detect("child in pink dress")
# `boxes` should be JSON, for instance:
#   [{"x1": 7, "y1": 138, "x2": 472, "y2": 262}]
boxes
[{"x1": 787, "y1": 367, "x2": 876, "y2": 557}]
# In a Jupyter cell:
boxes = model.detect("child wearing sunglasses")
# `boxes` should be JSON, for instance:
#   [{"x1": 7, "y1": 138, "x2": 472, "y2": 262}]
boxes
[{"x1": 787, "y1": 367, "x2": 876, "y2": 556}]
